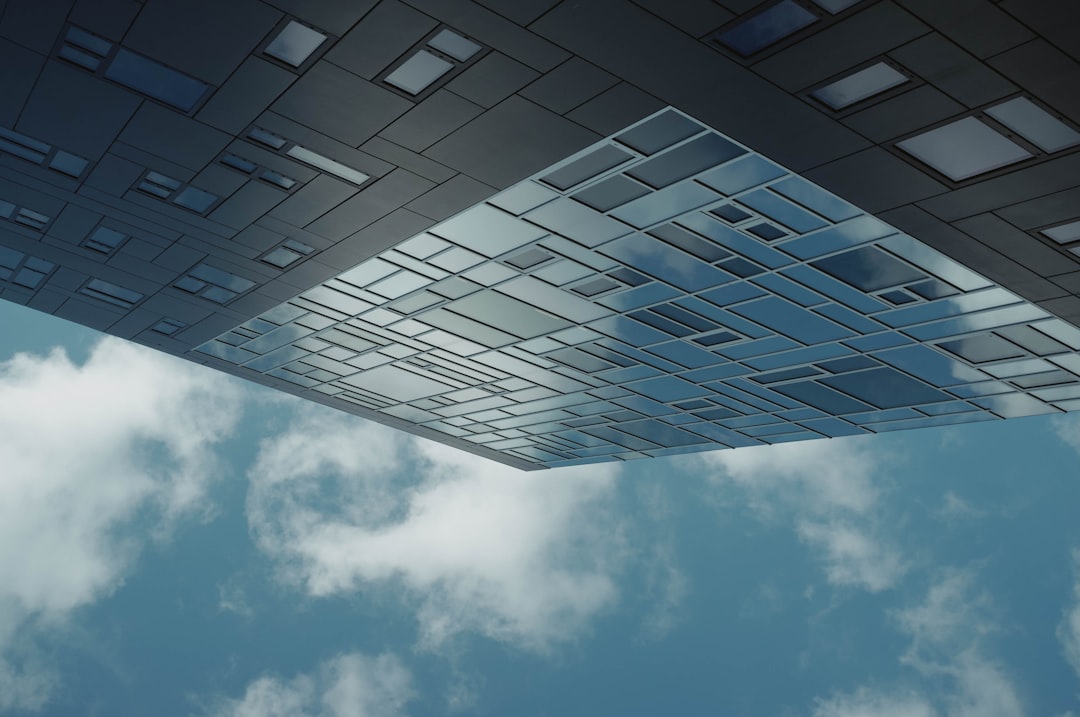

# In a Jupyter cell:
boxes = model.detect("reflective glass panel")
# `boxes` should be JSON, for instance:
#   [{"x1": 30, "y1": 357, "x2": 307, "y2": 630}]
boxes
[
  {"x1": 105, "y1": 49, "x2": 209, "y2": 111},
  {"x1": 897, "y1": 117, "x2": 1032, "y2": 181},
  {"x1": 716, "y1": 0, "x2": 818, "y2": 56},
  {"x1": 385, "y1": 50, "x2": 453, "y2": 95},
  {"x1": 197, "y1": 106, "x2": 1072, "y2": 469},
  {"x1": 986, "y1": 97, "x2": 1080, "y2": 153},
  {"x1": 812, "y1": 62, "x2": 908, "y2": 109},
  {"x1": 265, "y1": 21, "x2": 327, "y2": 67}
]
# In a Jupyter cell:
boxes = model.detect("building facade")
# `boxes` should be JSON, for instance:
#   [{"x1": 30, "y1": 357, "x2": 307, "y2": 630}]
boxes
[{"x1": 1, "y1": 0, "x2": 1079, "y2": 469}]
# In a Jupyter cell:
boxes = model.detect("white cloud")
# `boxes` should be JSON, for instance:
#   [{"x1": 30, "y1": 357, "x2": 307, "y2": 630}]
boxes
[
  {"x1": 0, "y1": 339, "x2": 244, "y2": 710},
  {"x1": 692, "y1": 438, "x2": 907, "y2": 592},
  {"x1": 1058, "y1": 549, "x2": 1080, "y2": 685},
  {"x1": 207, "y1": 652, "x2": 412, "y2": 717},
  {"x1": 246, "y1": 409, "x2": 624, "y2": 651},
  {"x1": 813, "y1": 687, "x2": 936, "y2": 717},
  {"x1": 811, "y1": 569, "x2": 1024, "y2": 717}
]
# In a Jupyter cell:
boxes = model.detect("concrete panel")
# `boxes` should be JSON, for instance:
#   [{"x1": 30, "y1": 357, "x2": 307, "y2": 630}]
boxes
[
  {"x1": 425, "y1": 96, "x2": 599, "y2": 188},
  {"x1": 326, "y1": 0, "x2": 437, "y2": 80},
  {"x1": 0, "y1": 39, "x2": 44, "y2": 128},
  {"x1": 272, "y1": 61, "x2": 412, "y2": 146},
  {"x1": 445, "y1": 52, "x2": 539, "y2": 108},
  {"x1": 119, "y1": 103, "x2": 233, "y2": 172},
  {"x1": 379, "y1": 90, "x2": 484, "y2": 152},
  {"x1": 18, "y1": 62, "x2": 141, "y2": 159},
  {"x1": 891, "y1": 33, "x2": 1017, "y2": 108},
  {"x1": 124, "y1": 0, "x2": 281, "y2": 85},
  {"x1": 806, "y1": 147, "x2": 947, "y2": 213}
]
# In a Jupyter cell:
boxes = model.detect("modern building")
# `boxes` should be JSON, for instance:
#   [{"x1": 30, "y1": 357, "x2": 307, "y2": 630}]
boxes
[{"x1": 2, "y1": 0, "x2": 1080, "y2": 469}]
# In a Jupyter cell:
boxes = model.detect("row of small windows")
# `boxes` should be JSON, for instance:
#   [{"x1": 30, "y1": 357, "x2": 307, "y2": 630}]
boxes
[
  {"x1": 136, "y1": 171, "x2": 220, "y2": 215},
  {"x1": 246, "y1": 127, "x2": 370, "y2": 187},
  {"x1": 0, "y1": 198, "x2": 52, "y2": 232},
  {"x1": 0, "y1": 245, "x2": 55, "y2": 291},
  {"x1": 0, "y1": 126, "x2": 90, "y2": 180},
  {"x1": 220, "y1": 152, "x2": 300, "y2": 191},
  {"x1": 60, "y1": 26, "x2": 211, "y2": 113}
]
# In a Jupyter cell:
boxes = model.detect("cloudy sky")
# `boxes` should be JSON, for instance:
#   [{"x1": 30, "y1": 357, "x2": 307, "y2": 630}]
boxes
[{"x1": 2, "y1": 298, "x2": 1079, "y2": 717}]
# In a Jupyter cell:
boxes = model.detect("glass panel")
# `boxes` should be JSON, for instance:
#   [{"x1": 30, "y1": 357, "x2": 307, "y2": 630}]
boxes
[
  {"x1": 542, "y1": 145, "x2": 632, "y2": 191},
  {"x1": 811, "y1": 246, "x2": 925, "y2": 291},
  {"x1": 248, "y1": 127, "x2": 287, "y2": 150},
  {"x1": 221, "y1": 154, "x2": 257, "y2": 173},
  {"x1": 263, "y1": 247, "x2": 304, "y2": 268},
  {"x1": 105, "y1": 49, "x2": 209, "y2": 111},
  {"x1": 260, "y1": 169, "x2": 297, "y2": 189},
  {"x1": 716, "y1": 0, "x2": 818, "y2": 56},
  {"x1": 66, "y1": 26, "x2": 113, "y2": 56},
  {"x1": 897, "y1": 117, "x2": 1032, "y2": 181},
  {"x1": 986, "y1": 97, "x2": 1080, "y2": 153},
  {"x1": 615, "y1": 110, "x2": 702, "y2": 155},
  {"x1": 265, "y1": 20, "x2": 327, "y2": 67},
  {"x1": 173, "y1": 186, "x2": 219, "y2": 213},
  {"x1": 385, "y1": 50, "x2": 453, "y2": 95},
  {"x1": 427, "y1": 29, "x2": 482, "y2": 61},
  {"x1": 1042, "y1": 220, "x2": 1080, "y2": 244},
  {"x1": 812, "y1": 62, "x2": 908, "y2": 110},
  {"x1": 190, "y1": 264, "x2": 255, "y2": 292},
  {"x1": 49, "y1": 151, "x2": 89, "y2": 178},
  {"x1": 286, "y1": 145, "x2": 369, "y2": 186},
  {"x1": 625, "y1": 134, "x2": 745, "y2": 189}
]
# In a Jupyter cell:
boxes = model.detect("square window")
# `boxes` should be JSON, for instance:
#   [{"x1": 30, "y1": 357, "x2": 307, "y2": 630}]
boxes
[
  {"x1": 49, "y1": 151, "x2": 89, "y2": 178},
  {"x1": 986, "y1": 97, "x2": 1080, "y2": 153},
  {"x1": 1043, "y1": 220, "x2": 1080, "y2": 244},
  {"x1": 83, "y1": 226, "x2": 127, "y2": 254},
  {"x1": 427, "y1": 29, "x2": 481, "y2": 61},
  {"x1": 172, "y1": 186, "x2": 219, "y2": 214},
  {"x1": 265, "y1": 20, "x2": 327, "y2": 67},
  {"x1": 897, "y1": 117, "x2": 1032, "y2": 181},
  {"x1": 812, "y1": 62, "x2": 908, "y2": 110},
  {"x1": 385, "y1": 50, "x2": 453, "y2": 95}
]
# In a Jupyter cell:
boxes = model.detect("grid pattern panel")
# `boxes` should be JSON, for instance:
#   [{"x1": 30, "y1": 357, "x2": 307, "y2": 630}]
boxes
[{"x1": 197, "y1": 108, "x2": 1080, "y2": 468}]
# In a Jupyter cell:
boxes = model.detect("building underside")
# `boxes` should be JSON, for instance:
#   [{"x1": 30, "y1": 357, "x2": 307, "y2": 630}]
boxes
[{"x1": 2, "y1": 0, "x2": 1080, "y2": 468}]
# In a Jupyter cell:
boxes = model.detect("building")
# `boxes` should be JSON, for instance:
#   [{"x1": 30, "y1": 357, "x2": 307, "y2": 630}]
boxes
[{"x1": 2, "y1": 0, "x2": 1080, "y2": 470}]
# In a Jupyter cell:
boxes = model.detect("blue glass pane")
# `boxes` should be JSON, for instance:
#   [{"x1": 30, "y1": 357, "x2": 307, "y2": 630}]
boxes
[
  {"x1": 105, "y1": 49, "x2": 209, "y2": 111},
  {"x1": 716, "y1": 0, "x2": 818, "y2": 56}
]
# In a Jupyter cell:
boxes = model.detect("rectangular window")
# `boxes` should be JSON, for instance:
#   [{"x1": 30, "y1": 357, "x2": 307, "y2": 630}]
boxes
[
  {"x1": 812, "y1": 62, "x2": 908, "y2": 110},
  {"x1": 105, "y1": 49, "x2": 210, "y2": 112},
  {"x1": 81, "y1": 278, "x2": 143, "y2": 308}
]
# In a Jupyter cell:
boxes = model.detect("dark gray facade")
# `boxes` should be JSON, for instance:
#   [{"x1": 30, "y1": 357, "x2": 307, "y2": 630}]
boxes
[{"x1": 2, "y1": 0, "x2": 1079, "y2": 469}]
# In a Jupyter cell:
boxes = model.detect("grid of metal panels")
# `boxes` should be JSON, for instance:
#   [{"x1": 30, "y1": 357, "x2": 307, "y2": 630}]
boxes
[{"x1": 197, "y1": 109, "x2": 1080, "y2": 468}]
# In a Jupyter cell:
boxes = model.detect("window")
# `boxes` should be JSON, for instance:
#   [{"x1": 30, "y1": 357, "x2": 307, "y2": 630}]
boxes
[
  {"x1": 285, "y1": 145, "x2": 368, "y2": 186},
  {"x1": 152, "y1": 318, "x2": 187, "y2": 336},
  {"x1": 136, "y1": 171, "x2": 221, "y2": 215},
  {"x1": 0, "y1": 126, "x2": 90, "y2": 178},
  {"x1": 715, "y1": 1, "x2": 818, "y2": 57},
  {"x1": 985, "y1": 97, "x2": 1080, "y2": 153},
  {"x1": 82, "y1": 226, "x2": 128, "y2": 254},
  {"x1": 264, "y1": 20, "x2": 327, "y2": 67},
  {"x1": 812, "y1": 62, "x2": 908, "y2": 110},
  {"x1": 81, "y1": 279, "x2": 143, "y2": 308},
  {"x1": 0, "y1": 195, "x2": 52, "y2": 232},
  {"x1": 897, "y1": 117, "x2": 1033, "y2": 181},
  {"x1": 59, "y1": 25, "x2": 210, "y2": 113},
  {"x1": 1043, "y1": 220, "x2": 1080, "y2": 245},
  {"x1": 385, "y1": 51, "x2": 453, "y2": 95},
  {"x1": 174, "y1": 264, "x2": 256, "y2": 304},
  {"x1": 381, "y1": 27, "x2": 485, "y2": 98},
  {"x1": 262, "y1": 240, "x2": 314, "y2": 269}
]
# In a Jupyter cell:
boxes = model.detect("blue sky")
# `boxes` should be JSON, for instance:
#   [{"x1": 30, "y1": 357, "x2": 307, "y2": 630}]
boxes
[{"x1": 1, "y1": 298, "x2": 1080, "y2": 717}]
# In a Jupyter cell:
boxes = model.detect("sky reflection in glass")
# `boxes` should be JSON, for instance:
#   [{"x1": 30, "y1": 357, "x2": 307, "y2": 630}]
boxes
[{"x1": 199, "y1": 108, "x2": 1080, "y2": 468}]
